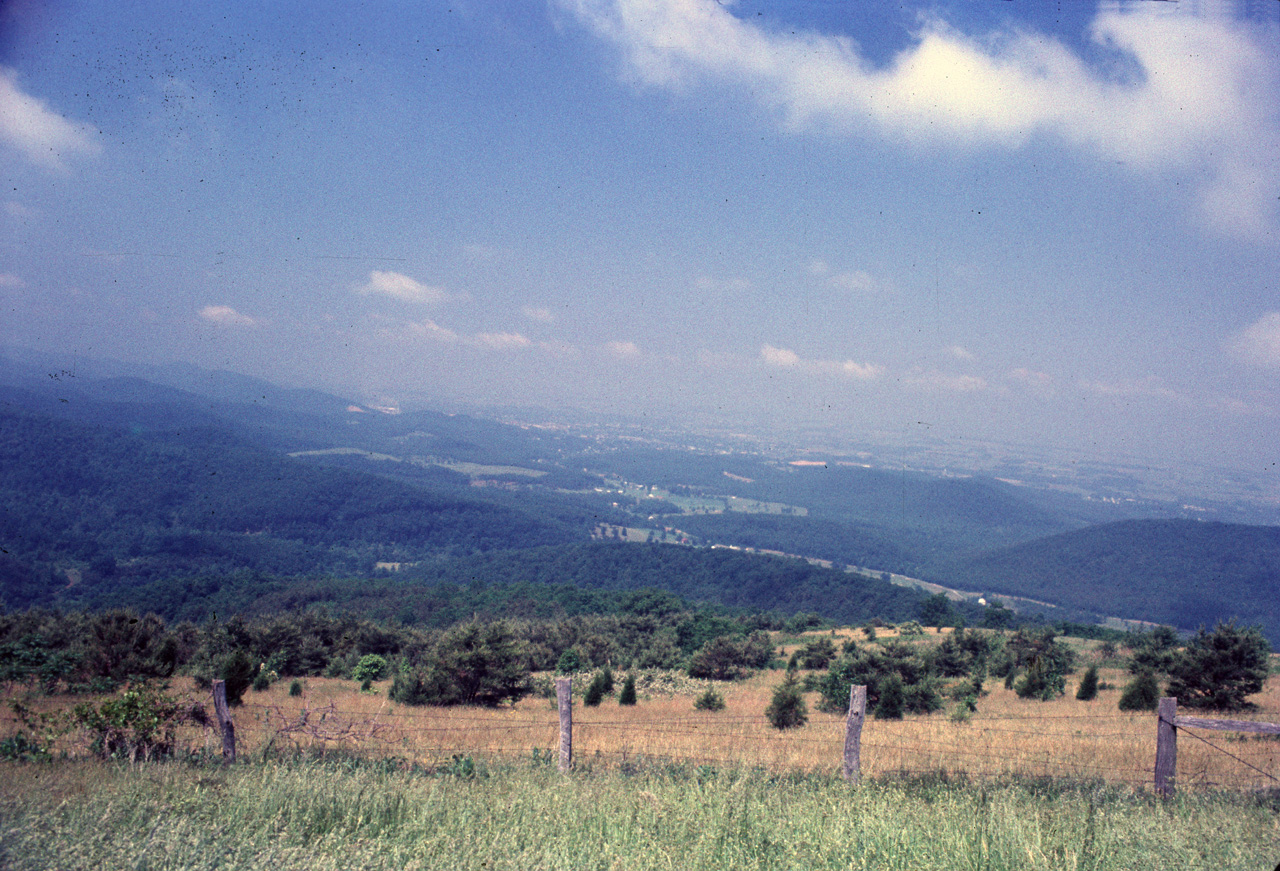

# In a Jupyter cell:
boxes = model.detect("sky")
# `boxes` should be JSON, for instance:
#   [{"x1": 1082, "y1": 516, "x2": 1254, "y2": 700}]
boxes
[{"x1": 1, "y1": 0, "x2": 1279, "y2": 478}]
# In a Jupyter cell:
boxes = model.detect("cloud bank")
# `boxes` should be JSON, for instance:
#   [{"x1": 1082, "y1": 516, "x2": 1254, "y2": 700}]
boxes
[
  {"x1": 560, "y1": 0, "x2": 1280, "y2": 239},
  {"x1": 761, "y1": 344, "x2": 881, "y2": 380}
]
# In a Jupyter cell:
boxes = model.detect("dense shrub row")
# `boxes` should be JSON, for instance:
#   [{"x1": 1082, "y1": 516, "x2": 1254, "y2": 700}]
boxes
[{"x1": 0, "y1": 603, "x2": 786, "y2": 706}]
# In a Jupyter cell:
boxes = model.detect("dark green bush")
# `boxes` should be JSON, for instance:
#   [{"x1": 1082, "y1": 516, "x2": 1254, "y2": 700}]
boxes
[
  {"x1": 390, "y1": 621, "x2": 529, "y2": 707},
  {"x1": 694, "y1": 688, "x2": 725, "y2": 711},
  {"x1": 71, "y1": 683, "x2": 188, "y2": 762},
  {"x1": 555, "y1": 648, "x2": 583, "y2": 675},
  {"x1": 219, "y1": 650, "x2": 255, "y2": 706},
  {"x1": 1118, "y1": 672, "x2": 1160, "y2": 712},
  {"x1": 765, "y1": 673, "x2": 807, "y2": 729},
  {"x1": 1166, "y1": 622, "x2": 1270, "y2": 711},
  {"x1": 688, "y1": 632, "x2": 774, "y2": 681},
  {"x1": 875, "y1": 673, "x2": 904, "y2": 720},
  {"x1": 1076, "y1": 665, "x2": 1099, "y2": 701},
  {"x1": 352, "y1": 654, "x2": 389, "y2": 683},
  {"x1": 1015, "y1": 658, "x2": 1066, "y2": 701},
  {"x1": 618, "y1": 674, "x2": 637, "y2": 706},
  {"x1": 795, "y1": 638, "x2": 836, "y2": 670},
  {"x1": 583, "y1": 672, "x2": 608, "y2": 706}
]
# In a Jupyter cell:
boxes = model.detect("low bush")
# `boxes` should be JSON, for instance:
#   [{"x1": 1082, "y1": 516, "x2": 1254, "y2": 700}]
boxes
[
  {"x1": 1118, "y1": 672, "x2": 1160, "y2": 712},
  {"x1": 765, "y1": 674, "x2": 807, "y2": 729},
  {"x1": 694, "y1": 688, "x2": 725, "y2": 711},
  {"x1": 71, "y1": 682, "x2": 190, "y2": 762}
]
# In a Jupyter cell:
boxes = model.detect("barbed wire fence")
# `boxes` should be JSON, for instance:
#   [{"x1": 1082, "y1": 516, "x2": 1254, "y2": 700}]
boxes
[
  {"x1": 3, "y1": 678, "x2": 1277, "y2": 796},
  {"x1": 220, "y1": 679, "x2": 1280, "y2": 795}
]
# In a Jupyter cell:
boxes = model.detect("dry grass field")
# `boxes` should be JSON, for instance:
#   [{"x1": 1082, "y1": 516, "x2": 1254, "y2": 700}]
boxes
[
  {"x1": 4, "y1": 632, "x2": 1278, "y2": 792},
  {"x1": 3, "y1": 633, "x2": 1279, "y2": 870}
]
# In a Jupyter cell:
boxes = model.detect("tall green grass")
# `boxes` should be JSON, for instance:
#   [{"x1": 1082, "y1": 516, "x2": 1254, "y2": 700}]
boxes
[{"x1": 1, "y1": 756, "x2": 1276, "y2": 870}]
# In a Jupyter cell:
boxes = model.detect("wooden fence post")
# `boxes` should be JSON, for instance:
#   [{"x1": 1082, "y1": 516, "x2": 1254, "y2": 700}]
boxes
[
  {"x1": 556, "y1": 676, "x2": 572, "y2": 773},
  {"x1": 212, "y1": 679, "x2": 236, "y2": 764},
  {"x1": 843, "y1": 684, "x2": 866, "y2": 784},
  {"x1": 1155, "y1": 696, "x2": 1177, "y2": 798}
]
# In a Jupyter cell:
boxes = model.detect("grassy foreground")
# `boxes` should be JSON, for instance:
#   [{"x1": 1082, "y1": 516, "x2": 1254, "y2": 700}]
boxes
[{"x1": 1, "y1": 756, "x2": 1278, "y2": 870}]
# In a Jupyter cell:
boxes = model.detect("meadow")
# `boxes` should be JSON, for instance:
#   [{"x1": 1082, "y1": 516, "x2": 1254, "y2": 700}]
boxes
[
  {"x1": 2, "y1": 632, "x2": 1278, "y2": 869},
  {"x1": 1, "y1": 748, "x2": 1278, "y2": 870}
]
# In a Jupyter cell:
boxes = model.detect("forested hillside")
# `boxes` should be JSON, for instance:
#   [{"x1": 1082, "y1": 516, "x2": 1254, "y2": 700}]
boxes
[
  {"x1": 0, "y1": 408, "x2": 587, "y2": 609},
  {"x1": 3, "y1": 356, "x2": 1276, "y2": 643},
  {"x1": 37, "y1": 542, "x2": 932, "y2": 629},
  {"x1": 939, "y1": 519, "x2": 1280, "y2": 643}
]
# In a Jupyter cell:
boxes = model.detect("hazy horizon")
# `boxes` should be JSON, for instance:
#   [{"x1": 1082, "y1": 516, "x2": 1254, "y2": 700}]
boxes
[{"x1": 4, "y1": 1, "x2": 1279, "y2": 481}]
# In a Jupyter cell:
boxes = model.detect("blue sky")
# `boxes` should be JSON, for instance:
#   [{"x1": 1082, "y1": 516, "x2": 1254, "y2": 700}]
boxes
[{"x1": 2, "y1": 0, "x2": 1278, "y2": 478}]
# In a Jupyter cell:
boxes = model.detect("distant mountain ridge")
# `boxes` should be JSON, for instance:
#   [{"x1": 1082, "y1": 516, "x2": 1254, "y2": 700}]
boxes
[
  {"x1": 940, "y1": 519, "x2": 1280, "y2": 643},
  {"x1": 3, "y1": 349, "x2": 1277, "y2": 644}
]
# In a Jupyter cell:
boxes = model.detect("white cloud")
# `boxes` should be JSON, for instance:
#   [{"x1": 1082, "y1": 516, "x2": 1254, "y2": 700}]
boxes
[
  {"x1": 808, "y1": 260, "x2": 881, "y2": 292},
  {"x1": 1078, "y1": 376, "x2": 1187, "y2": 403},
  {"x1": 1008, "y1": 367, "x2": 1054, "y2": 390},
  {"x1": 945, "y1": 345, "x2": 975, "y2": 361},
  {"x1": 476, "y1": 331, "x2": 533, "y2": 350},
  {"x1": 402, "y1": 318, "x2": 461, "y2": 343},
  {"x1": 606, "y1": 340, "x2": 641, "y2": 357},
  {"x1": 836, "y1": 360, "x2": 882, "y2": 380},
  {"x1": 761, "y1": 344, "x2": 881, "y2": 380},
  {"x1": 375, "y1": 316, "x2": 578, "y2": 355},
  {"x1": 0, "y1": 67, "x2": 100, "y2": 171},
  {"x1": 906, "y1": 369, "x2": 987, "y2": 392},
  {"x1": 0, "y1": 272, "x2": 25, "y2": 288},
  {"x1": 761, "y1": 344, "x2": 801, "y2": 367},
  {"x1": 523, "y1": 306, "x2": 556, "y2": 323},
  {"x1": 1227, "y1": 311, "x2": 1280, "y2": 367},
  {"x1": 356, "y1": 270, "x2": 449, "y2": 305},
  {"x1": 561, "y1": 1, "x2": 1280, "y2": 238},
  {"x1": 199, "y1": 305, "x2": 257, "y2": 327}
]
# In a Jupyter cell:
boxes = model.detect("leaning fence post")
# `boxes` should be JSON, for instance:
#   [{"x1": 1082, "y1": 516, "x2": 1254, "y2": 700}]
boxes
[
  {"x1": 843, "y1": 684, "x2": 867, "y2": 783},
  {"x1": 1155, "y1": 696, "x2": 1177, "y2": 798},
  {"x1": 556, "y1": 676, "x2": 572, "y2": 773},
  {"x1": 212, "y1": 679, "x2": 237, "y2": 764}
]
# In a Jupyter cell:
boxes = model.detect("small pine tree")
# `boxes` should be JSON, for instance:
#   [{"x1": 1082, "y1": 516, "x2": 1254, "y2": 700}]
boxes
[
  {"x1": 1076, "y1": 665, "x2": 1099, "y2": 701},
  {"x1": 766, "y1": 673, "x2": 808, "y2": 729},
  {"x1": 288, "y1": 679, "x2": 303, "y2": 697},
  {"x1": 601, "y1": 665, "x2": 614, "y2": 694},
  {"x1": 584, "y1": 672, "x2": 608, "y2": 707},
  {"x1": 694, "y1": 688, "x2": 726, "y2": 711},
  {"x1": 618, "y1": 674, "x2": 637, "y2": 706},
  {"x1": 1118, "y1": 671, "x2": 1160, "y2": 711}
]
